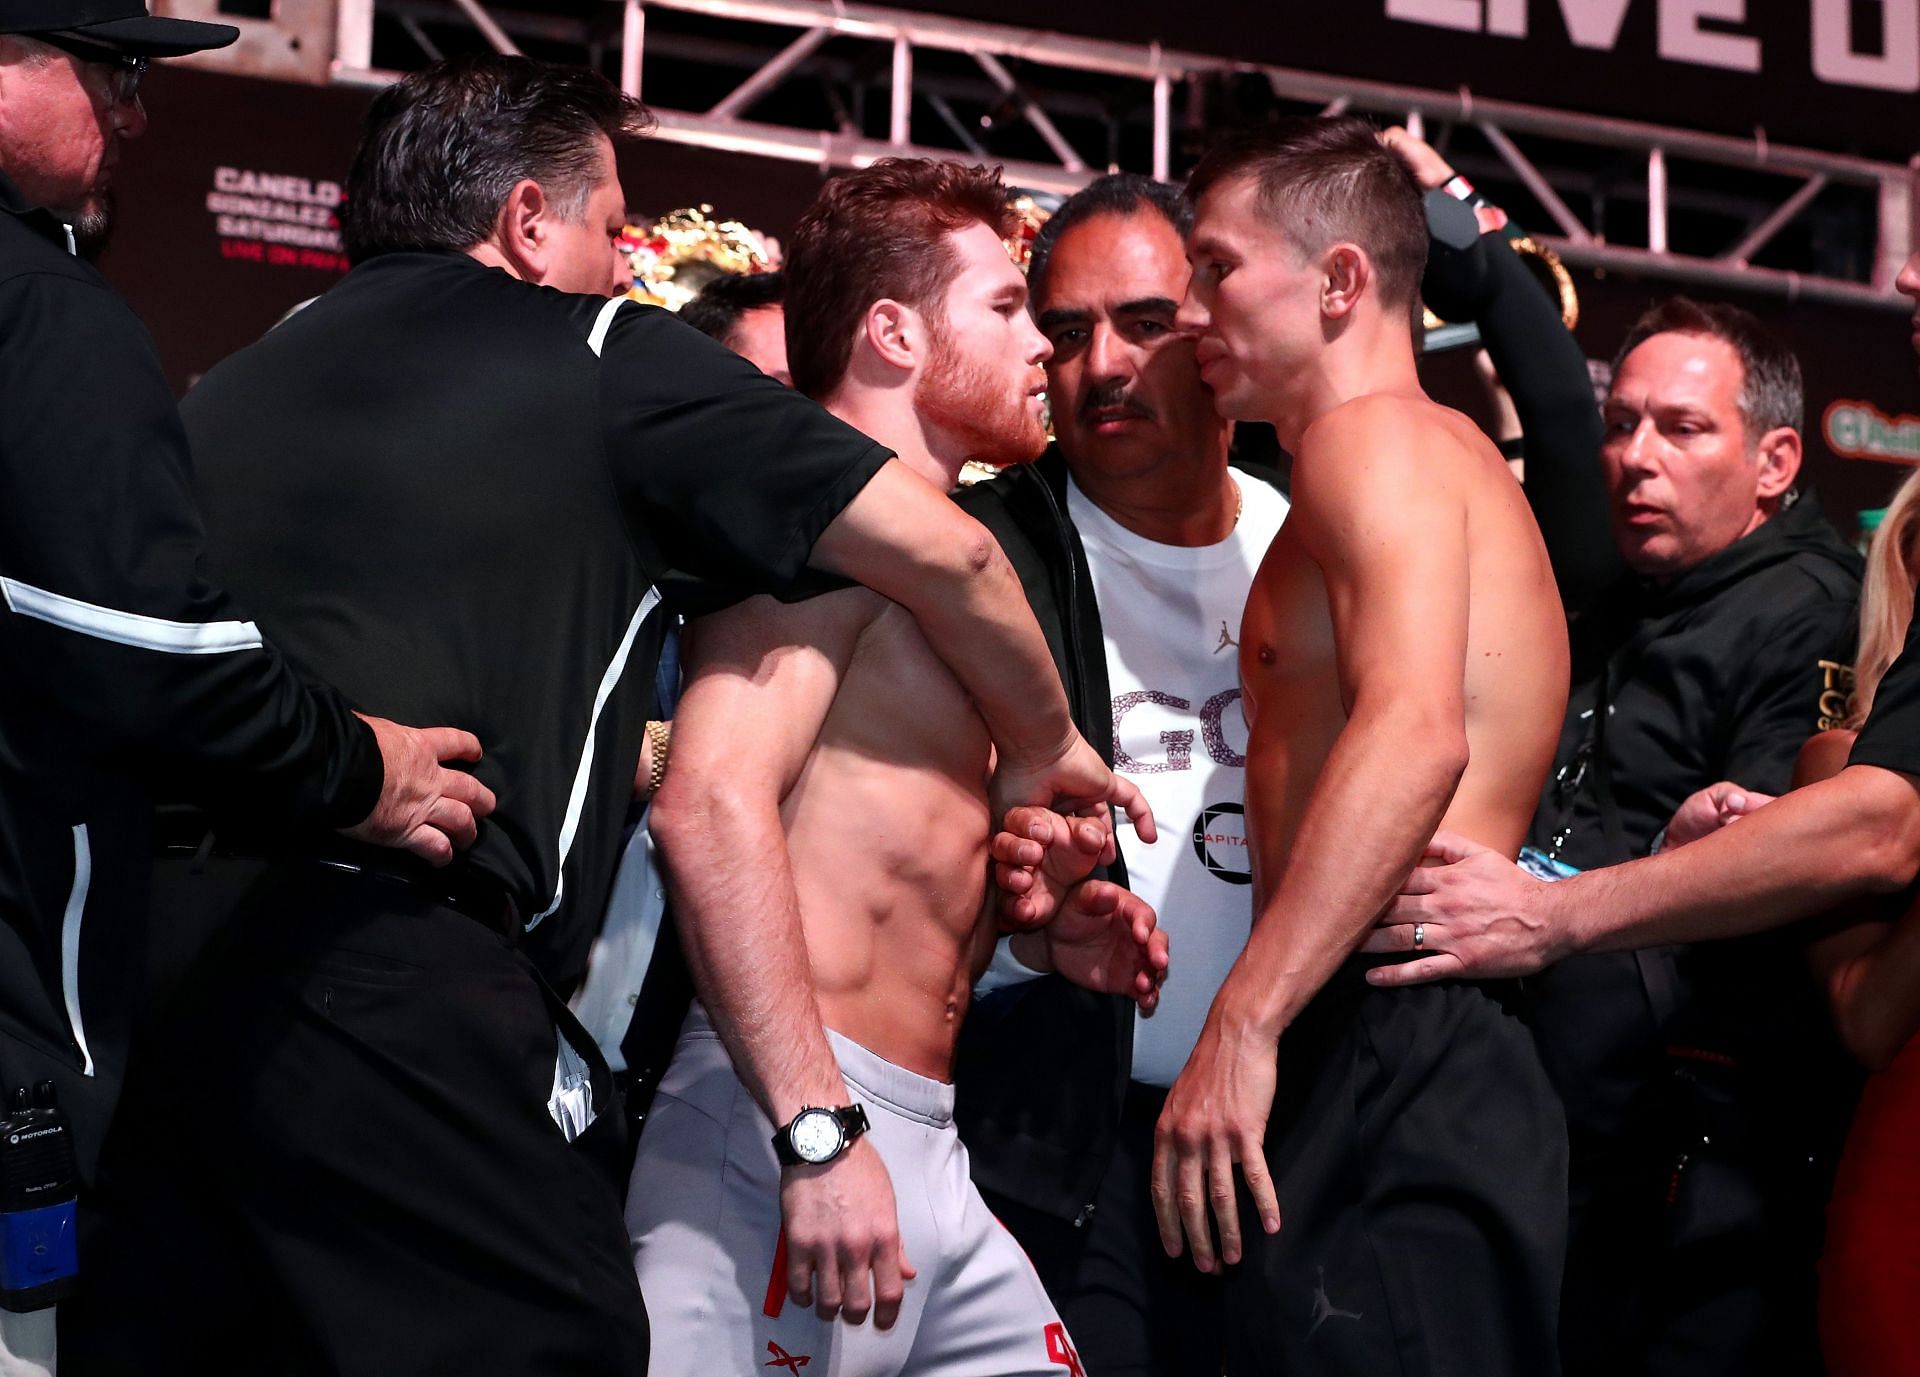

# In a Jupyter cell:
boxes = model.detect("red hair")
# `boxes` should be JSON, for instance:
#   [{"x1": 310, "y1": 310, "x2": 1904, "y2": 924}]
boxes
[{"x1": 784, "y1": 158, "x2": 1017, "y2": 400}]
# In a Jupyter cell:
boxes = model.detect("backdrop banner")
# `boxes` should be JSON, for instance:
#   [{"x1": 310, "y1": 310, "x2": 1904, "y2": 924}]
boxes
[
  {"x1": 99, "y1": 67, "x2": 836, "y2": 392},
  {"x1": 906, "y1": 0, "x2": 1920, "y2": 161},
  {"x1": 99, "y1": 67, "x2": 1916, "y2": 532}
]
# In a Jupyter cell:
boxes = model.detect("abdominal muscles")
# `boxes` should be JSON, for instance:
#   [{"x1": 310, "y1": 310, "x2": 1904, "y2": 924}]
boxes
[{"x1": 781, "y1": 604, "x2": 994, "y2": 1081}]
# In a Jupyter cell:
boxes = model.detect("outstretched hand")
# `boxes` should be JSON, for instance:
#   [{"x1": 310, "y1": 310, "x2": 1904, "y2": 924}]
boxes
[
  {"x1": 990, "y1": 732, "x2": 1157, "y2": 847},
  {"x1": 1362, "y1": 831, "x2": 1564, "y2": 985},
  {"x1": 1380, "y1": 124, "x2": 1457, "y2": 189},
  {"x1": 1015, "y1": 879, "x2": 1170, "y2": 1010},
  {"x1": 343, "y1": 713, "x2": 498, "y2": 867}
]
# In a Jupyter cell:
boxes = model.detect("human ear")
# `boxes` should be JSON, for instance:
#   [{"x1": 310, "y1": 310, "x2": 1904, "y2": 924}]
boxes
[
  {"x1": 1322, "y1": 244, "x2": 1369, "y2": 320},
  {"x1": 492, "y1": 179, "x2": 551, "y2": 284},
  {"x1": 1753, "y1": 425, "x2": 1803, "y2": 501},
  {"x1": 863, "y1": 299, "x2": 921, "y2": 372}
]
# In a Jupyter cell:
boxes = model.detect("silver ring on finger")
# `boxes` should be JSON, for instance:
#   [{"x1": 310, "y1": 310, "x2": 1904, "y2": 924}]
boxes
[{"x1": 1413, "y1": 922, "x2": 1425, "y2": 951}]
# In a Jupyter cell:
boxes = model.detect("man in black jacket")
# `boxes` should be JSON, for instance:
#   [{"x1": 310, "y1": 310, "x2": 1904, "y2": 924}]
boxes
[
  {"x1": 955, "y1": 174, "x2": 1286, "y2": 1377},
  {"x1": 1516, "y1": 299, "x2": 1860, "y2": 1377},
  {"x1": 0, "y1": 9, "x2": 492, "y2": 1368}
]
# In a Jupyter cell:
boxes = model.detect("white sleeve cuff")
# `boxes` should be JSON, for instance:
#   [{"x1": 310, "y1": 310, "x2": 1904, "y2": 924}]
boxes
[{"x1": 974, "y1": 935, "x2": 1048, "y2": 996}]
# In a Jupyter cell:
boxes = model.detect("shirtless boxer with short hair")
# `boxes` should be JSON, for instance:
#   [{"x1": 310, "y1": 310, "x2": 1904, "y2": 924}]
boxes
[
  {"x1": 629, "y1": 158, "x2": 1166, "y2": 1377},
  {"x1": 1157, "y1": 117, "x2": 1571, "y2": 1376}
]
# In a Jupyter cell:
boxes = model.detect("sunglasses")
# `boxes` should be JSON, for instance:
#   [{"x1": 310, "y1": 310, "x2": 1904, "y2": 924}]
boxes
[{"x1": 31, "y1": 32, "x2": 148, "y2": 106}]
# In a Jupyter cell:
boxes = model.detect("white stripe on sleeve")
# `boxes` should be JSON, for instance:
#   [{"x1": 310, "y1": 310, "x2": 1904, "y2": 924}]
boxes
[
  {"x1": 587, "y1": 297, "x2": 628, "y2": 358},
  {"x1": 2, "y1": 577, "x2": 264, "y2": 655},
  {"x1": 526, "y1": 586, "x2": 663, "y2": 930}
]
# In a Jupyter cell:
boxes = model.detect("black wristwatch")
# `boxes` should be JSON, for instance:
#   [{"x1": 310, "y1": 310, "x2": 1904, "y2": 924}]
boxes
[{"x1": 772, "y1": 1104, "x2": 870, "y2": 1166}]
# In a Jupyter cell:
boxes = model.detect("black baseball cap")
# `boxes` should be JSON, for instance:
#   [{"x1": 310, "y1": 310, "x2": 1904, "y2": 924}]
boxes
[{"x1": 0, "y1": 0, "x2": 237, "y2": 56}]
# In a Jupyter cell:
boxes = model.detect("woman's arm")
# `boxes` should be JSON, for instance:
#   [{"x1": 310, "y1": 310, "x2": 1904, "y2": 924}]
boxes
[{"x1": 1799, "y1": 729, "x2": 1920, "y2": 1068}]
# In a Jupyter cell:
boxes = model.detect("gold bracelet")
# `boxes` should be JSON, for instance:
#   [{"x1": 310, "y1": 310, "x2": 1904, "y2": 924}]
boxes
[{"x1": 645, "y1": 719, "x2": 672, "y2": 796}]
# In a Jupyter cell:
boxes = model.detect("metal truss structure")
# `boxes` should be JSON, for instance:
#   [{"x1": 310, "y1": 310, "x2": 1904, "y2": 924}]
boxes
[{"x1": 165, "y1": 0, "x2": 1918, "y2": 311}]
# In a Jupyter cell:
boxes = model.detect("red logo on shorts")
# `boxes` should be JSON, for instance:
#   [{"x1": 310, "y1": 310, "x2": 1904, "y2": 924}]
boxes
[
  {"x1": 1044, "y1": 1322, "x2": 1084, "y2": 1376},
  {"x1": 766, "y1": 1340, "x2": 811, "y2": 1370}
]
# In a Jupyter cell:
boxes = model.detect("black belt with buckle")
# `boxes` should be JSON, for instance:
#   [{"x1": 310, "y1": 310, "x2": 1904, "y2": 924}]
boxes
[
  {"x1": 152, "y1": 807, "x2": 519, "y2": 942},
  {"x1": 304, "y1": 854, "x2": 521, "y2": 942}
]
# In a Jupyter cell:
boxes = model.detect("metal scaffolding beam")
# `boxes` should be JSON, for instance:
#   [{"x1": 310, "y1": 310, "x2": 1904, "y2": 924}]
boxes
[
  {"x1": 707, "y1": 26, "x2": 828, "y2": 118},
  {"x1": 307, "y1": 0, "x2": 1913, "y2": 308}
]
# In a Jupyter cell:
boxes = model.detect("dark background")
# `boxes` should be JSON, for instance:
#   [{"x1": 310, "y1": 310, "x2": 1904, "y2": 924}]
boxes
[
  {"x1": 99, "y1": 65, "x2": 1918, "y2": 536},
  {"x1": 901, "y1": 0, "x2": 1920, "y2": 162}
]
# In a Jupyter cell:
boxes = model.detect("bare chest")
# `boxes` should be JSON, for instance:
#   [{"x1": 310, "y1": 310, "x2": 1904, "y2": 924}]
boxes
[
  {"x1": 817, "y1": 598, "x2": 994, "y2": 796},
  {"x1": 1239, "y1": 530, "x2": 1341, "y2": 730}
]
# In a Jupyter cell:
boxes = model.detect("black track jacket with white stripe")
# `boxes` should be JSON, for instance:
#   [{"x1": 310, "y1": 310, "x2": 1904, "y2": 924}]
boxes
[
  {"x1": 0, "y1": 169, "x2": 384, "y2": 1177},
  {"x1": 181, "y1": 252, "x2": 891, "y2": 991}
]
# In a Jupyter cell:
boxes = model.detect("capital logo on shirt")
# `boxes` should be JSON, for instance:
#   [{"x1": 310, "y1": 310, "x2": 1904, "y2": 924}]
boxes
[{"x1": 1191, "y1": 802, "x2": 1252, "y2": 885}]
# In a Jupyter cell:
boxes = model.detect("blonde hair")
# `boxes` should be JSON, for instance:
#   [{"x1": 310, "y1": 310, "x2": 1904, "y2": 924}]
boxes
[{"x1": 1851, "y1": 467, "x2": 1920, "y2": 727}]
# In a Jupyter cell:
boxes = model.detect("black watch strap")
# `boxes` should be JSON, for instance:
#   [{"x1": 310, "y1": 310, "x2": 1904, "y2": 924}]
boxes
[{"x1": 771, "y1": 1104, "x2": 870, "y2": 1166}]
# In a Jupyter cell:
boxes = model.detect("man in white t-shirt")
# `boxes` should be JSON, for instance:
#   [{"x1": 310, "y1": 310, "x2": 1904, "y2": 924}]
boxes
[{"x1": 954, "y1": 173, "x2": 1286, "y2": 1377}]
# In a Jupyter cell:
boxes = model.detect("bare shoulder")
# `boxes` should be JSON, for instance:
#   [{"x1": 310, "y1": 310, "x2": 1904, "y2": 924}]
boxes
[
  {"x1": 1294, "y1": 394, "x2": 1486, "y2": 482},
  {"x1": 1299, "y1": 391, "x2": 1423, "y2": 447},
  {"x1": 1289, "y1": 394, "x2": 1482, "y2": 530},
  {"x1": 1794, "y1": 728, "x2": 1858, "y2": 789}
]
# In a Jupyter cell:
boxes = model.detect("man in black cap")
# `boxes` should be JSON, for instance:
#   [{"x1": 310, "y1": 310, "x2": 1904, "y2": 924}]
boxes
[{"x1": 0, "y1": 8, "x2": 495, "y2": 1370}]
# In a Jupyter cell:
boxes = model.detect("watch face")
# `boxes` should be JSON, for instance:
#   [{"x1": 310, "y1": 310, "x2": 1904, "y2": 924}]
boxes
[{"x1": 790, "y1": 1109, "x2": 845, "y2": 1164}]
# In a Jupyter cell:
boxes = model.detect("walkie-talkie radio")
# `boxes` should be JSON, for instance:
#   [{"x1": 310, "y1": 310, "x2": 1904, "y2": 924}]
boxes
[{"x1": 0, "y1": 1081, "x2": 79, "y2": 1311}]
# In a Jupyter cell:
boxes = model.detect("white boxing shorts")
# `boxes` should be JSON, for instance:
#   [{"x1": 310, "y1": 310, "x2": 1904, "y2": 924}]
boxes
[{"x1": 628, "y1": 1005, "x2": 1085, "y2": 1377}]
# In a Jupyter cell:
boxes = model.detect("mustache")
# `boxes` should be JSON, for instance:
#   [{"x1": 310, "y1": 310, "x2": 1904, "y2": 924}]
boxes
[{"x1": 1078, "y1": 382, "x2": 1156, "y2": 422}]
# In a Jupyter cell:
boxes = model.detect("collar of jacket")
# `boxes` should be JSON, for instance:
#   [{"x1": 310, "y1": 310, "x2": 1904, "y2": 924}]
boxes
[
  {"x1": 966, "y1": 446, "x2": 1079, "y2": 566},
  {"x1": 0, "y1": 166, "x2": 75, "y2": 252},
  {"x1": 1029, "y1": 445, "x2": 1073, "y2": 506},
  {"x1": 1632, "y1": 491, "x2": 1861, "y2": 616}
]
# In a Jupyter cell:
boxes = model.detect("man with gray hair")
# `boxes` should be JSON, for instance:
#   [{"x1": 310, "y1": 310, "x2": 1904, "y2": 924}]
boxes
[
  {"x1": 1428, "y1": 297, "x2": 1860, "y2": 1377},
  {"x1": 952, "y1": 173, "x2": 1287, "y2": 1377}
]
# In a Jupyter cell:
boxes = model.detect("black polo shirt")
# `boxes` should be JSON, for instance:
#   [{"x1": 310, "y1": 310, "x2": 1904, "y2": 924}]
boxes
[
  {"x1": 0, "y1": 167, "x2": 381, "y2": 1175},
  {"x1": 183, "y1": 251, "x2": 889, "y2": 980}
]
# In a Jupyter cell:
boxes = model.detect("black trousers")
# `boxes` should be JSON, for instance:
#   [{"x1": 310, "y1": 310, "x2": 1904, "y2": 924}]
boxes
[
  {"x1": 1558, "y1": 1065, "x2": 1834, "y2": 1377},
  {"x1": 1537, "y1": 955, "x2": 1840, "y2": 1377},
  {"x1": 986, "y1": 1083, "x2": 1226, "y2": 1377},
  {"x1": 1224, "y1": 960, "x2": 1567, "y2": 1377},
  {"x1": 63, "y1": 861, "x2": 649, "y2": 1376}
]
